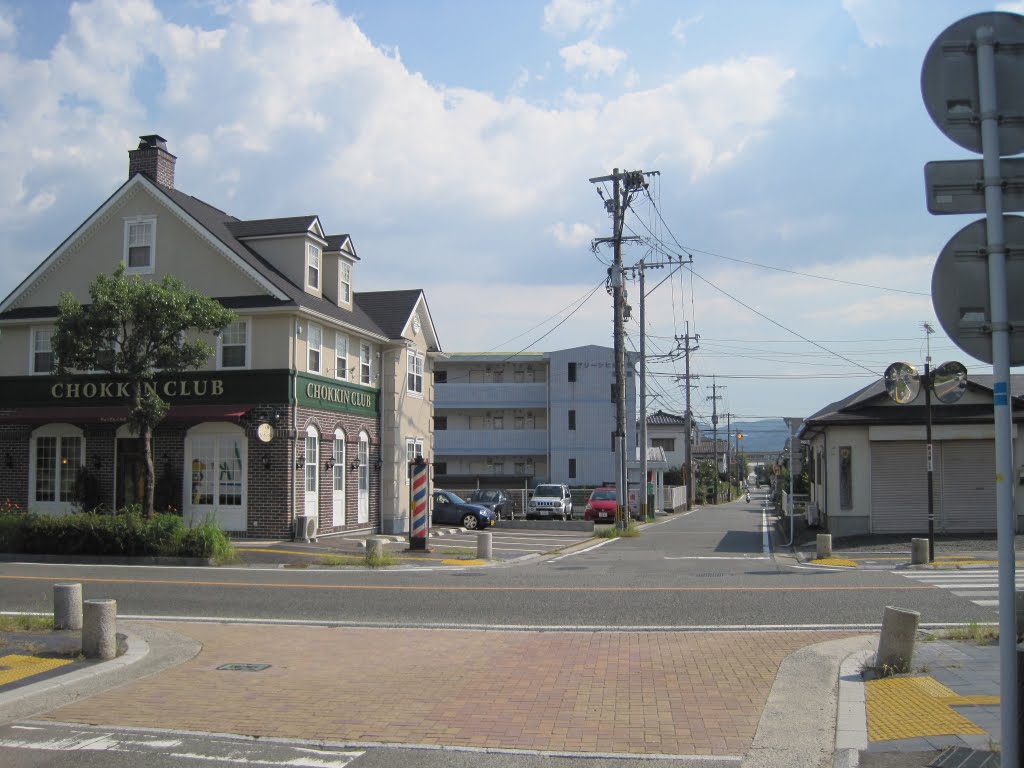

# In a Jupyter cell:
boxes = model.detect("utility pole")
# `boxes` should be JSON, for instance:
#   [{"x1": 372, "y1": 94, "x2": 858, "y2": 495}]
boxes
[
  {"x1": 639, "y1": 261, "x2": 648, "y2": 521},
  {"x1": 725, "y1": 412, "x2": 732, "y2": 502},
  {"x1": 676, "y1": 325, "x2": 699, "y2": 510},
  {"x1": 707, "y1": 378, "x2": 723, "y2": 505},
  {"x1": 589, "y1": 167, "x2": 651, "y2": 530}
]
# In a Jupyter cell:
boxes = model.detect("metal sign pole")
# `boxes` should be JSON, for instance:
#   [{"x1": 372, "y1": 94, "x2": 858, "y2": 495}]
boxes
[{"x1": 976, "y1": 26, "x2": 1017, "y2": 767}]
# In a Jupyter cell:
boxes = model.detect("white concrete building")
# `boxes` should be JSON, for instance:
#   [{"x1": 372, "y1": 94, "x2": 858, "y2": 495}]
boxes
[{"x1": 433, "y1": 345, "x2": 637, "y2": 488}]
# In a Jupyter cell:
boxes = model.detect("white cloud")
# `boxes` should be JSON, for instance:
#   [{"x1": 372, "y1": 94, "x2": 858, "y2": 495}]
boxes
[
  {"x1": 542, "y1": 0, "x2": 616, "y2": 36},
  {"x1": 550, "y1": 221, "x2": 597, "y2": 247},
  {"x1": 0, "y1": 12, "x2": 15, "y2": 47},
  {"x1": 671, "y1": 15, "x2": 703, "y2": 45},
  {"x1": 559, "y1": 39, "x2": 627, "y2": 78}
]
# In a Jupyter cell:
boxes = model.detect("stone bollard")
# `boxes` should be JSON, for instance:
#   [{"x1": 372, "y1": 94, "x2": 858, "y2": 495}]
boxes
[
  {"x1": 477, "y1": 531, "x2": 492, "y2": 561},
  {"x1": 910, "y1": 538, "x2": 929, "y2": 565},
  {"x1": 816, "y1": 533, "x2": 832, "y2": 560},
  {"x1": 53, "y1": 583, "x2": 83, "y2": 631},
  {"x1": 366, "y1": 536, "x2": 386, "y2": 559},
  {"x1": 82, "y1": 599, "x2": 117, "y2": 660},
  {"x1": 875, "y1": 605, "x2": 920, "y2": 673}
]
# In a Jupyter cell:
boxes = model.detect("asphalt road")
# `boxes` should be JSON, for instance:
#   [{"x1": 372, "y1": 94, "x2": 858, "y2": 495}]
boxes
[{"x1": 0, "y1": 496, "x2": 998, "y2": 629}]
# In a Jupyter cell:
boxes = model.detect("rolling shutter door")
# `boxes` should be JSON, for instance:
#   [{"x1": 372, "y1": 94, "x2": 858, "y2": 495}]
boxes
[
  {"x1": 870, "y1": 442, "x2": 928, "y2": 534},
  {"x1": 939, "y1": 440, "x2": 996, "y2": 533}
]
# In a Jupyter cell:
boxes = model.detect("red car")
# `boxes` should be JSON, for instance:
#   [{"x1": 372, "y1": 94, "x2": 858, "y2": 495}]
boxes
[{"x1": 583, "y1": 488, "x2": 617, "y2": 522}]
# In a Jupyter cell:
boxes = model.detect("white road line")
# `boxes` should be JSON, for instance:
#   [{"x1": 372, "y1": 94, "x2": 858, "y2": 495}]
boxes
[
  {"x1": 664, "y1": 556, "x2": 771, "y2": 561},
  {"x1": 546, "y1": 538, "x2": 617, "y2": 561},
  {"x1": 761, "y1": 506, "x2": 771, "y2": 554}
]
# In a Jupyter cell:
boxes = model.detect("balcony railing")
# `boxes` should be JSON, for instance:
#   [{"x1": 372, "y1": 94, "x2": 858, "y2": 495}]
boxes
[
  {"x1": 434, "y1": 382, "x2": 546, "y2": 408},
  {"x1": 434, "y1": 429, "x2": 547, "y2": 454}
]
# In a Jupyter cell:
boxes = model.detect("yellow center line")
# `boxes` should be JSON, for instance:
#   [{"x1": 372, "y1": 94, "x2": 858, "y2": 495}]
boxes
[{"x1": 0, "y1": 574, "x2": 941, "y2": 592}]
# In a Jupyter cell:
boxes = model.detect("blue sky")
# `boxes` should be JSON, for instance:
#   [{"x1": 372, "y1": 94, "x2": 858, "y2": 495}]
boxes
[{"x1": 0, "y1": 0, "x2": 1020, "y2": 433}]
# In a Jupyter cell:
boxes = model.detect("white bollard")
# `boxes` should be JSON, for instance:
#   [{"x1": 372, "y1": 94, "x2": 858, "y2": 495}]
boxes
[
  {"x1": 816, "y1": 533, "x2": 832, "y2": 560},
  {"x1": 53, "y1": 583, "x2": 82, "y2": 631},
  {"x1": 875, "y1": 605, "x2": 920, "y2": 673},
  {"x1": 477, "y1": 531, "x2": 492, "y2": 561},
  {"x1": 82, "y1": 599, "x2": 117, "y2": 660},
  {"x1": 910, "y1": 538, "x2": 929, "y2": 565}
]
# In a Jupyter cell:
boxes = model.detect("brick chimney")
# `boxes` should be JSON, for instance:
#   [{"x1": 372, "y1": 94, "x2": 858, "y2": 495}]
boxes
[{"x1": 128, "y1": 134, "x2": 176, "y2": 188}]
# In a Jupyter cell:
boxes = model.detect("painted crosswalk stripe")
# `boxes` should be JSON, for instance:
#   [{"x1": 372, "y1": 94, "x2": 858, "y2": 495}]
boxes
[{"x1": 898, "y1": 569, "x2": 1016, "y2": 610}]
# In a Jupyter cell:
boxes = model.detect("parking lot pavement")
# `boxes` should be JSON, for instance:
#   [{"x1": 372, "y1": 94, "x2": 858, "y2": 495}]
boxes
[{"x1": 234, "y1": 527, "x2": 597, "y2": 568}]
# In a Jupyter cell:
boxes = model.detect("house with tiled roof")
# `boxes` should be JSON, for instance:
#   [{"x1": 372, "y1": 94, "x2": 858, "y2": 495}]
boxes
[{"x1": 0, "y1": 134, "x2": 439, "y2": 538}]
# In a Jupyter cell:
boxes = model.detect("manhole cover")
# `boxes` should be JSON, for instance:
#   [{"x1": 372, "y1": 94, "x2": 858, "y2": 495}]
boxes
[{"x1": 217, "y1": 663, "x2": 271, "y2": 672}]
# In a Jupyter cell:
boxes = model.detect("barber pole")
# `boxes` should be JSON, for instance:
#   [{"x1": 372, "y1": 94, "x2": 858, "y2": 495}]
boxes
[{"x1": 409, "y1": 456, "x2": 429, "y2": 551}]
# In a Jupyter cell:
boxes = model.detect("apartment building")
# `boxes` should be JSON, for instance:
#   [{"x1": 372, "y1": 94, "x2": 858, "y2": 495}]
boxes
[{"x1": 433, "y1": 345, "x2": 637, "y2": 488}]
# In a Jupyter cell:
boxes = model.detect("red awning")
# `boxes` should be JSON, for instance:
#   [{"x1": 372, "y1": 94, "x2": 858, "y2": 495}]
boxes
[{"x1": 0, "y1": 404, "x2": 255, "y2": 425}]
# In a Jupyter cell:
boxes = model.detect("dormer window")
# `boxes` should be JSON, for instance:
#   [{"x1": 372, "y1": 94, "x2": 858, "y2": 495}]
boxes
[
  {"x1": 307, "y1": 243, "x2": 321, "y2": 290},
  {"x1": 124, "y1": 217, "x2": 156, "y2": 273},
  {"x1": 340, "y1": 261, "x2": 351, "y2": 304}
]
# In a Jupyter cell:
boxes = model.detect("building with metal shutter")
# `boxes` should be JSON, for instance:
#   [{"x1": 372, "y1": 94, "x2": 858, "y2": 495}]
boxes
[{"x1": 798, "y1": 375, "x2": 1023, "y2": 538}]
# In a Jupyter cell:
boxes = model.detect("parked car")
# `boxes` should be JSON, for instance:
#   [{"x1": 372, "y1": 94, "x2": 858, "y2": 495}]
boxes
[
  {"x1": 431, "y1": 490, "x2": 495, "y2": 530},
  {"x1": 583, "y1": 487, "x2": 617, "y2": 522},
  {"x1": 467, "y1": 489, "x2": 513, "y2": 520},
  {"x1": 527, "y1": 483, "x2": 574, "y2": 520}
]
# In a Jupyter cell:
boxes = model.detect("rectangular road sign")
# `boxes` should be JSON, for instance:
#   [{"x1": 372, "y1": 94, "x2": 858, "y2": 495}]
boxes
[{"x1": 925, "y1": 158, "x2": 1024, "y2": 214}]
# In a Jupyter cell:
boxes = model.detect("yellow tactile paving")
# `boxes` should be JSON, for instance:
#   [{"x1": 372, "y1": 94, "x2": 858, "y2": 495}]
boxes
[
  {"x1": 809, "y1": 557, "x2": 858, "y2": 567},
  {"x1": 866, "y1": 676, "x2": 992, "y2": 741},
  {"x1": 0, "y1": 654, "x2": 73, "y2": 686}
]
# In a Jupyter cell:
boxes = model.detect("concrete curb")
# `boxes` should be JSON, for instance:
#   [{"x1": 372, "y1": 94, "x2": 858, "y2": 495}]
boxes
[
  {"x1": 742, "y1": 634, "x2": 876, "y2": 768},
  {"x1": 0, "y1": 621, "x2": 202, "y2": 725},
  {"x1": 0, "y1": 553, "x2": 215, "y2": 567},
  {"x1": 0, "y1": 629, "x2": 149, "y2": 718},
  {"x1": 833, "y1": 645, "x2": 875, "y2": 768}
]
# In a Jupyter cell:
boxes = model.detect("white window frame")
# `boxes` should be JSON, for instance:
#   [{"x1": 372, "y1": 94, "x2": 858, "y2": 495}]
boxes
[
  {"x1": 306, "y1": 243, "x2": 321, "y2": 290},
  {"x1": 405, "y1": 437, "x2": 424, "y2": 484},
  {"x1": 407, "y1": 349, "x2": 424, "y2": 396},
  {"x1": 217, "y1": 318, "x2": 250, "y2": 370},
  {"x1": 335, "y1": 332, "x2": 349, "y2": 380},
  {"x1": 123, "y1": 216, "x2": 156, "y2": 274},
  {"x1": 307, "y1": 323, "x2": 322, "y2": 374},
  {"x1": 31, "y1": 326, "x2": 54, "y2": 375},
  {"x1": 184, "y1": 423, "x2": 248, "y2": 530},
  {"x1": 360, "y1": 342, "x2": 372, "y2": 385},
  {"x1": 339, "y1": 261, "x2": 351, "y2": 304},
  {"x1": 29, "y1": 423, "x2": 84, "y2": 514}
]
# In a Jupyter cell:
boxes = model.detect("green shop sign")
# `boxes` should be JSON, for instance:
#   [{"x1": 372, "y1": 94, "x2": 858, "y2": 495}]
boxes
[
  {"x1": 0, "y1": 369, "x2": 291, "y2": 407},
  {"x1": 296, "y1": 373, "x2": 378, "y2": 416}
]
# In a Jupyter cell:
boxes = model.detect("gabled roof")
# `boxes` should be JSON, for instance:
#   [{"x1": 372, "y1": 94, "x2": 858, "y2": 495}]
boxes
[
  {"x1": 0, "y1": 174, "x2": 438, "y2": 349},
  {"x1": 324, "y1": 234, "x2": 359, "y2": 259}
]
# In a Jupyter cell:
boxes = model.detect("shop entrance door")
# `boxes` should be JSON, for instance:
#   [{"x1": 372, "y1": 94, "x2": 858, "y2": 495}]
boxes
[{"x1": 116, "y1": 437, "x2": 147, "y2": 510}]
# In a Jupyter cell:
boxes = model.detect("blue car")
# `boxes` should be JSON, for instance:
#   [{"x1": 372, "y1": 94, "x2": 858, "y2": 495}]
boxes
[{"x1": 431, "y1": 490, "x2": 495, "y2": 530}]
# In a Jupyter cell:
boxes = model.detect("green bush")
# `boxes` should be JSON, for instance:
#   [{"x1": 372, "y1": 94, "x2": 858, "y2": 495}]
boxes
[{"x1": 0, "y1": 509, "x2": 235, "y2": 563}]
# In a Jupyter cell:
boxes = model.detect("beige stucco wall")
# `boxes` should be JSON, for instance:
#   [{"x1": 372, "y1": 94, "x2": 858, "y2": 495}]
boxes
[{"x1": 20, "y1": 186, "x2": 272, "y2": 308}]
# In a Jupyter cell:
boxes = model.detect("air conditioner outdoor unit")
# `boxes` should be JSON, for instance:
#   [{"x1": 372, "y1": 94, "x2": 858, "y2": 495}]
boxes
[
  {"x1": 294, "y1": 514, "x2": 318, "y2": 542},
  {"x1": 806, "y1": 503, "x2": 819, "y2": 527}
]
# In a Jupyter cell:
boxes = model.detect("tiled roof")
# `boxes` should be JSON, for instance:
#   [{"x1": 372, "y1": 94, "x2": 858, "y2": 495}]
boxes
[{"x1": 646, "y1": 409, "x2": 687, "y2": 426}]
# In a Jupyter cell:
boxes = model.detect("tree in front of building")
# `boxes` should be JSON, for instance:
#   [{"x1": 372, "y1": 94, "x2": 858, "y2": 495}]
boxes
[{"x1": 53, "y1": 265, "x2": 236, "y2": 518}]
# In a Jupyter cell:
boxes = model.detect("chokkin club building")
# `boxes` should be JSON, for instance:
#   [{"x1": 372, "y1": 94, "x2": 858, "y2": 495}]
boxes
[{"x1": 0, "y1": 135, "x2": 440, "y2": 539}]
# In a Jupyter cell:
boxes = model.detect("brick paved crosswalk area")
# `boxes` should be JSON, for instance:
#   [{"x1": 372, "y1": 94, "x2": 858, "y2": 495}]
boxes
[{"x1": 40, "y1": 624, "x2": 855, "y2": 756}]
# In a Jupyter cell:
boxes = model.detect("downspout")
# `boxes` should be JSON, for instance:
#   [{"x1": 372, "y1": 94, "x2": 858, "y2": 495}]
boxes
[{"x1": 291, "y1": 316, "x2": 299, "y2": 540}]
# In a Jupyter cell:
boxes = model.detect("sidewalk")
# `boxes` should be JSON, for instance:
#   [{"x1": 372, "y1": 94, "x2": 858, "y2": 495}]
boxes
[{"x1": 0, "y1": 619, "x2": 1004, "y2": 766}]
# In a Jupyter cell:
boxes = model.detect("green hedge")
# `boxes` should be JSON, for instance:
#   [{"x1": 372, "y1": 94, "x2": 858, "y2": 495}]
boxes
[{"x1": 0, "y1": 510, "x2": 235, "y2": 561}]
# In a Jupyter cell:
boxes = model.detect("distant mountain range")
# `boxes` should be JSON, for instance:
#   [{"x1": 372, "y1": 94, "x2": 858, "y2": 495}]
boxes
[{"x1": 696, "y1": 420, "x2": 791, "y2": 454}]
